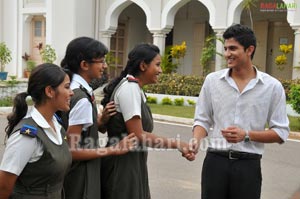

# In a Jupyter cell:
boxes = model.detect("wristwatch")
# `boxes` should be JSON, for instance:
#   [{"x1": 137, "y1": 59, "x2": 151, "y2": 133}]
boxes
[{"x1": 244, "y1": 130, "x2": 251, "y2": 142}]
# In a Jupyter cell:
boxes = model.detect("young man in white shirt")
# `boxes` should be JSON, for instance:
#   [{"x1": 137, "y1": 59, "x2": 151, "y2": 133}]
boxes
[{"x1": 192, "y1": 24, "x2": 289, "y2": 199}]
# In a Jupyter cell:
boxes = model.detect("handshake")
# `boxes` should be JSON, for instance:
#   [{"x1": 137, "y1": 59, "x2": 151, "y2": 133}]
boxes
[
  {"x1": 178, "y1": 138, "x2": 199, "y2": 161},
  {"x1": 106, "y1": 134, "x2": 199, "y2": 161}
]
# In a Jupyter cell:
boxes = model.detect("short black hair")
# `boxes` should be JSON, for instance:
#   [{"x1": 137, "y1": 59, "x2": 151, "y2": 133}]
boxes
[
  {"x1": 61, "y1": 37, "x2": 108, "y2": 74},
  {"x1": 223, "y1": 24, "x2": 256, "y2": 59}
]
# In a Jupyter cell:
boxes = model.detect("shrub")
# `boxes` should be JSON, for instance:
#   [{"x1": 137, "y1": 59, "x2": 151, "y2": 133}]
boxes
[
  {"x1": 6, "y1": 76, "x2": 20, "y2": 87},
  {"x1": 144, "y1": 73, "x2": 204, "y2": 96},
  {"x1": 40, "y1": 44, "x2": 56, "y2": 63},
  {"x1": 26, "y1": 60, "x2": 36, "y2": 72},
  {"x1": 144, "y1": 74, "x2": 298, "y2": 101},
  {"x1": 278, "y1": 78, "x2": 300, "y2": 101},
  {"x1": 0, "y1": 97, "x2": 13, "y2": 106},
  {"x1": 146, "y1": 96, "x2": 157, "y2": 104},
  {"x1": 161, "y1": 42, "x2": 187, "y2": 74},
  {"x1": 288, "y1": 84, "x2": 300, "y2": 114},
  {"x1": 161, "y1": 97, "x2": 173, "y2": 105},
  {"x1": 161, "y1": 46, "x2": 178, "y2": 73},
  {"x1": 187, "y1": 99, "x2": 196, "y2": 106},
  {"x1": 0, "y1": 96, "x2": 33, "y2": 107},
  {"x1": 174, "y1": 98, "x2": 184, "y2": 106},
  {"x1": 0, "y1": 42, "x2": 12, "y2": 72}
]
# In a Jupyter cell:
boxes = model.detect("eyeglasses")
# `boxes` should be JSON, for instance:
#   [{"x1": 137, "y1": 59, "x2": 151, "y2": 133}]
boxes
[{"x1": 87, "y1": 59, "x2": 106, "y2": 64}]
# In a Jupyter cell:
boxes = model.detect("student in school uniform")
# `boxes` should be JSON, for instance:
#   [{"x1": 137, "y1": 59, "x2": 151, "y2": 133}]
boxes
[
  {"x1": 60, "y1": 37, "x2": 136, "y2": 199},
  {"x1": 0, "y1": 64, "x2": 73, "y2": 199}
]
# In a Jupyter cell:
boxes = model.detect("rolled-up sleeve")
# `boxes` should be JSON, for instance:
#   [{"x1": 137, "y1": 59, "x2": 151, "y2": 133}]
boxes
[{"x1": 268, "y1": 83, "x2": 290, "y2": 142}]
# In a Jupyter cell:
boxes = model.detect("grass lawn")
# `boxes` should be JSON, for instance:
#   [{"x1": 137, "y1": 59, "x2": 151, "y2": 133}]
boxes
[
  {"x1": 288, "y1": 116, "x2": 300, "y2": 132},
  {"x1": 148, "y1": 104, "x2": 300, "y2": 132},
  {"x1": 148, "y1": 104, "x2": 195, "y2": 119}
]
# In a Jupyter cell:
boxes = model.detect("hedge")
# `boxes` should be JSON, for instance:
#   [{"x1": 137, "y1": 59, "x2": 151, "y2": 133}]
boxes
[
  {"x1": 144, "y1": 73, "x2": 204, "y2": 96},
  {"x1": 144, "y1": 74, "x2": 300, "y2": 102},
  {"x1": 279, "y1": 78, "x2": 300, "y2": 101}
]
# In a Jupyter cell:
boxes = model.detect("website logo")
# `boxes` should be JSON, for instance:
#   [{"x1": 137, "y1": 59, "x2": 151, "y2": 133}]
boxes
[{"x1": 260, "y1": 1, "x2": 297, "y2": 12}]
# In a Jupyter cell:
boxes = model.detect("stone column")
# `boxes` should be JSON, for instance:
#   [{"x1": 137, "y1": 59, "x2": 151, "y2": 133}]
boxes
[
  {"x1": 292, "y1": 27, "x2": 300, "y2": 79},
  {"x1": 151, "y1": 31, "x2": 168, "y2": 55},
  {"x1": 98, "y1": 30, "x2": 115, "y2": 50},
  {"x1": 3, "y1": 0, "x2": 18, "y2": 76},
  {"x1": 214, "y1": 29, "x2": 225, "y2": 71}
]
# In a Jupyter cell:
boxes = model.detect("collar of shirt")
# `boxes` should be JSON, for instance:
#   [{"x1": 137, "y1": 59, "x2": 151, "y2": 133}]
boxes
[
  {"x1": 126, "y1": 74, "x2": 134, "y2": 78},
  {"x1": 220, "y1": 66, "x2": 264, "y2": 83},
  {"x1": 71, "y1": 74, "x2": 93, "y2": 96},
  {"x1": 219, "y1": 66, "x2": 265, "y2": 91},
  {"x1": 27, "y1": 107, "x2": 62, "y2": 145},
  {"x1": 29, "y1": 107, "x2": 61, "y2": 131}
]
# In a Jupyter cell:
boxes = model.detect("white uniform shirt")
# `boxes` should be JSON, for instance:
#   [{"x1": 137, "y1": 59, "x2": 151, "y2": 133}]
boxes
[
  {"x1": 114, "y1": 75, "x2": 146, "y2": 122},
  {"x1": 69, "y1": 74, "x2": 94, "y2": 130},
  {"x1": 0, "y1": 107, "x2": 63, "y2": 176},
  {"x1": 193, "y1": 67, "x2": 290, "y2": 154}
]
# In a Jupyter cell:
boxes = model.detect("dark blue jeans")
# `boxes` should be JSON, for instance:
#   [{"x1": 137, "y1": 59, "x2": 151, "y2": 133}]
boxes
[{"x1": 201, "y1": 152, "x2": 262, "y2": 199}]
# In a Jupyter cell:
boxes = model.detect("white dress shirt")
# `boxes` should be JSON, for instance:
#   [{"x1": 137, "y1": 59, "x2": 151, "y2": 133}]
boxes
[
  {"x1": 69, "y1": 74, "x2": 94, "y2": 130},
  {"x1": 114, "y1": 75, "x2": 146, "y2": 122},
  {"x1": 0, "y1": 107, "x2": 62, "y2": 175},
  {"x1": 193, "y1": 67, "x2": 290, "y2": 154}
]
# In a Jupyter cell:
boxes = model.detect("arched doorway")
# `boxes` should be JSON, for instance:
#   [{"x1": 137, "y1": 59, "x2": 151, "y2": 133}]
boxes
[
  {"x1": 173, "y1": 0, "x2": 211, "y2": 75},
  {"x1": 108, "y1": 3, "x2": 151, "y2": 79}
]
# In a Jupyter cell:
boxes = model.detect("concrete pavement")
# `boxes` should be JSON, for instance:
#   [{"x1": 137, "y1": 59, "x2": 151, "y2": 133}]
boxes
[{"x1": 0, "y1": 106, "x2": 299, "y2": 140}]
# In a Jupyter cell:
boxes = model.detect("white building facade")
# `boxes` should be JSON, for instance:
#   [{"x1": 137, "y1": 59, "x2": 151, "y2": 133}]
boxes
[{"x1": 1, "y1": 0, "x2": 300, "y2": 79}]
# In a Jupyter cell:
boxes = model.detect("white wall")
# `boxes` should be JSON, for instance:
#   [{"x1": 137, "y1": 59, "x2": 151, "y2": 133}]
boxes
[
  {"x1": 49, "y1": 0, "x2": 97, "y2": 66},
  {"x1": 1, "y1": 0, "x2": 300, "y2": 79},
  {"x1": 173, "y1": 1, "x2": 209, "y2": 75},
  {"x1": 145, "y1": 0, "x2": 162, "y2": 30},
  {"x1": 75, "y1": 0, "x2": 96, "y2": 38},
  {"x1": 0, "y1": 0, "x2": 3, "y2": 41},
  {"x1": 120, "y1": 4, "x2": 150, "y2": 54},
  {"x1": 173, "y1": 20, "x2": 194, "y2": 75},
  {"x1": 253, "y1": 21, "x2": 269, "y2": 72},
  {"x1": 51, "y1": 0, "x2": 76, "y2": 65},
  {"x1": 267, "y1": 22, "x2": 294, "y2": 79},
  {"x1": 2, "y1": 0, "x2": 18, "y2": 76}
]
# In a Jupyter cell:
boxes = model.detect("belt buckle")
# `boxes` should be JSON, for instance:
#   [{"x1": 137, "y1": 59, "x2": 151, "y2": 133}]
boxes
[{"x1": 229, "y1": 151, "x2": 238, "y2": 160}]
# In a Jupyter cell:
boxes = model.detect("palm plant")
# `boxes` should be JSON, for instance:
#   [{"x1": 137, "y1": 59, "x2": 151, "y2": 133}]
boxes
[{"x1": 242, "y1": 0, "x2": 258, "y2": 29}]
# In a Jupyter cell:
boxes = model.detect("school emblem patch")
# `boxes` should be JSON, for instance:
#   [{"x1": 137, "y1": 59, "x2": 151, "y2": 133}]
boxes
[{"x1": 20, "y1": 124, "x2": 38, "y2": 138}]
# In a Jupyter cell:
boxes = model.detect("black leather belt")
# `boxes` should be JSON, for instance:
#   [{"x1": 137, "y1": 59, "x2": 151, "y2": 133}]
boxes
[{"x1": 207, "y1": 148, "x2": 262, "y2": 160}]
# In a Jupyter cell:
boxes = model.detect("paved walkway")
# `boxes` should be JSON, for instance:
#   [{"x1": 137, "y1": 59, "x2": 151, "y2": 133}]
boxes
[{"x1": 0, "y1": 106, "x2": 299, "y2": 140}]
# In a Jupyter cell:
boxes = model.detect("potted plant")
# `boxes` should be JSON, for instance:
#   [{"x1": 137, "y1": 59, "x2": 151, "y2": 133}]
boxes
[
  {"x1": 0, "y1": 42, "x2": 12, "y2": 80},
  {"x1": 24, "y1": 59, "x2": 36, "y2": 78},
  {"x1": 40, "y1": 44, "x2": 57, "y2": 63}
]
